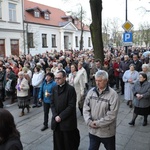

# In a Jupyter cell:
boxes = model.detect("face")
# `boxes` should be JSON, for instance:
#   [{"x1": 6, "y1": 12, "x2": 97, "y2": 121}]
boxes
[
  {"x1": 55, "y1": 72, "x2": 66, "y2": 85},
  {"x1": 95, "y1": 61, "x2": 101, "y2": 68},
  {"x1": 133, "y1": 55, "x2": 138, "y2": 61},
  {"x1": 78, "y1": 63, "x2": 82, "y2": 70},
  {"x1": 142, "y1": 67, "x2": 148, "y2": 72},
  {"x1": 139, "y1": 75, "x2": 146, "y2": 82},
  {"x1": 130, "y1": 65, "x2": 135, "y2": 71},
  {"x1": 18, "y1": 74, "x2": 24, "y2": 79},
  {"x1": 124, "y1": 56, "x2": 128, "y2": 61},
  {"x1": 95, "y1": 76, "x2": 108, "y2": 90},
  {"x1": 71, "y1": 65, "x2": 76, "y2": 73},
  {"x1": 46, "y1": 75, "x2": 52, "y2": 82}
]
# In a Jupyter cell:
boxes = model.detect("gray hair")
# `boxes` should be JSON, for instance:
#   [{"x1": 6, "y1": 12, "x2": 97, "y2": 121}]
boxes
[
  {"x1": 18, "y1": 71, "x2": 24, "y2": 76},
  {"x1": 95, "y1": 70, "x2": 108, "y2": 80},
  {"x1": 142, "y1": 64, "x2": 149, "y2": 69}
]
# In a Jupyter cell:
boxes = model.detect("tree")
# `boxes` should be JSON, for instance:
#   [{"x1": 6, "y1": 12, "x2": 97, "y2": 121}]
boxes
[
  {"x1": 139, "y1": 22, "x2": 150, "y2": 47},
  {"x1": 67, "y1": 4, "x2": 86, "y2": 50},
  {"x1": 102, "y1": 19, "x2": 111, "y2": 48},
  {"x1": 90, "y1": 0, "x2": 104, "y2": 62}
]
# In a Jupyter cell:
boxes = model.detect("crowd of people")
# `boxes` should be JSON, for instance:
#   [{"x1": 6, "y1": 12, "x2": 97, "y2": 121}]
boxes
[{"x1": 0, "y1": 47, "x2": 150, "y2": 149}]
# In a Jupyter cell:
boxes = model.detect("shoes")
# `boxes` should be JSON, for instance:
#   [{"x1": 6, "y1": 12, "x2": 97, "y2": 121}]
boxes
[
  {"x1": 37, "y1": 103, "x2": 42, "y2": 107},
  {"x1": 27, "y1": 107, "x2": 30, "y2": 113},
  {"x1": 41, "y1": 126, "x2": 48, "y2": 131},
  {"x1": 32, "y1": 104, "x2": 37, "y2": 108},
  {"x1": 127, "y1": 101, "x2": 130, "y2": 105},
  {"x1": 129, "y1": 120, "x2": 135, "y2": 126},
  {"x1": 129, "y1": 100, "x2": 133, "y2": 108},
  {"x1": 19, "y1": 112, "x2": 24, "y2": 117},
  {"x1": 142, "y1": 121, "x2": 147, "y2": 126}
]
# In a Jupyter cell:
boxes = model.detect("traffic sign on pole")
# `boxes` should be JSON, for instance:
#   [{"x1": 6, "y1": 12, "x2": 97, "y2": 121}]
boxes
[
  {"x1": 122, "y1": 20, "x2": 133, "y2": 31},
  {"x1": 123, "y1": 32, "x2": 133, "y2": 46}
]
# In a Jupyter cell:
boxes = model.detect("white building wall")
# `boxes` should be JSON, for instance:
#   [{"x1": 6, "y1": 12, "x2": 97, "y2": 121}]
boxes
[
  {"x1": 23, "y1": 23, "x2": 93, "y2": 55},
  {"x1": 74, "y1": 30, "x2": 92, "y2": 50},
  {"x1": 24, "y1": 23, "x2": 61, "y2": 55},
  {"x1": 0, "y1": 0, "x2": 23, "y2": 56}
]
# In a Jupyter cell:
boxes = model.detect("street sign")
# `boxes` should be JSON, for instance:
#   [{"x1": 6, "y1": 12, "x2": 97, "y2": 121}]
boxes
[
  {"x1": 122, "y1": 20, "x2": 133, "y2": 31},
  {"x1": 123, "y1": 32, "x2": 133, "y2": 46},
  {"x1": 123, "y1": 32, "x2": 132, "y2": 42}
]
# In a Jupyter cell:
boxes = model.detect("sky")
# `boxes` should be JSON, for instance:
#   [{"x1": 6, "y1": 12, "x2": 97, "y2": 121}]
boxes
[{"x1": 29, "y1": 0, "x2": 150, "y2": 30}]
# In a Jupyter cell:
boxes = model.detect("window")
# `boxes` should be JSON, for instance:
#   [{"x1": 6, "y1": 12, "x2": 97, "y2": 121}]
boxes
[
  {"x1": 75, "y1": 36, "x2": 78, "y2": 47},
  {"x1": 44, "y1": 13, "x2": 49, "y2": 20},
  {"x1": 88, "y1": 37, "x2": 91, "y2": 47},
  {"x1": 27, "y1": 33, "x2": 34, "y2": 48},
  {"x1": 0, "y1": 39, "x2": 5, "y2": 57},
  {"x1": 0, "y1": 2, "x2": 2, "y2": 19},
  {"x1": 52, "y1": 34, "x2": 56, "y2": 47},
  {"x1": 42, "y1": 34, "x2": 47, "y2": 48},
  {"x1": 34, "y1": 11, "x2": 40, "y2": 18},
  {"x1": 9, "y1": 3, "x2": 16, "y2": 22}
]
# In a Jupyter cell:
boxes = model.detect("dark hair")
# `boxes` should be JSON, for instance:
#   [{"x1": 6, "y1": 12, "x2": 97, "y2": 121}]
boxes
[
  {"x1": 95, "y1": 59, "x2": 101, "y2": 63},
  {"x1": 0, "y1": 109, "x2": 20, "y2": 144},
  {"x1": 46, "y1": 72, "x2": 54, "y2": 79},
  {"x1": 139, "y1": 73, "x2": 147, "y2": 81},
  {"x1": 71, "y1": 63, "x2": 78, "y2": 71},
  {"x1": 34, "y1": 66, "x2": 40, "y2": 72},
  {"x1": 57, "y1": 70, "x2": 66, "y2": 77}
]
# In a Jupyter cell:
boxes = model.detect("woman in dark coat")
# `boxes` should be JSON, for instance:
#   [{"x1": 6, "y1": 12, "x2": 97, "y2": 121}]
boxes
[
  {"x1": 0, "y1": 108, "x2": 23, "y2": 150},
  {"x1": 0, "y1": 66, "x2": 5, "y2": 108},
  {"x1": 129, "y1": 73, "x2": 150, "y2": 126}
]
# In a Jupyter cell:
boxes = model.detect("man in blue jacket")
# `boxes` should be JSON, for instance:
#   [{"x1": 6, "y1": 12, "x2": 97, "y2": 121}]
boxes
[{"x1": 38, "y1": 72, "x2": 57, "y2": 131}]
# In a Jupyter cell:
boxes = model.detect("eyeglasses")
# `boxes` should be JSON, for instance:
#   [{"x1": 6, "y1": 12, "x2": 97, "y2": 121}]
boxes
[{"x1": 55, "y1": 77, "x2": 62, "y2": 80}]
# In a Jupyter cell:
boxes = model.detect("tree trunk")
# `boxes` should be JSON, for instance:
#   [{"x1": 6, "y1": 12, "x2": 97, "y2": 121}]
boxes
[{"x1": 90, "y1": 0, "x2": 104, "y2": 62}]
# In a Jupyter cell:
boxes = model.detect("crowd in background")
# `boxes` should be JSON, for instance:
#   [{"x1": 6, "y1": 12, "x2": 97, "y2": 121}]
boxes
[{"x1": 0, "y1": 46, "x2": 150, "y2": 119}]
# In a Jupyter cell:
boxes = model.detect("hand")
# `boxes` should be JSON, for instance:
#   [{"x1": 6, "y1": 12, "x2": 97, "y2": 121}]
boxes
[
  {"x1": 55, "y1": 116, "x2": 61, "y2": 122},
  {"x1": 128, "y1": 79, "x2": 132, "y2": 83},
  {"x1": 39, "y1": 99, "x2": 42, "y2": 102},
  {"x1": 47, "y1": 93, "x2": 50, "y2": 96},
  {"x1": 136, "y1": 94, "x2": 142, "y2": 100},
  {"x1": 90, "y1": 121, "x2": 98, "y2": 128}
]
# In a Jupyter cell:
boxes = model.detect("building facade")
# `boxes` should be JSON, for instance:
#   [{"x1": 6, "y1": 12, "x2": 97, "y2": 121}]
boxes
[
  {"x1": 0, "y1": 0, "x2": 92, "y2": 57},
  {"x1": 24, "y1": 0, "x2": 92, "y2": 56},
  {"x1": 0, "y1": 0, "x2": 24, "y2": 57}
]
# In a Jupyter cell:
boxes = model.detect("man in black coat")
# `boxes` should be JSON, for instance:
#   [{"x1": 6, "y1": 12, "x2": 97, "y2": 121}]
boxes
[
  {"x1": 131, "y1": 54, "x2": 142, "y2": 72},
  {"x1": 51, "y1": 70, "x2": 80, "y2": 150}
]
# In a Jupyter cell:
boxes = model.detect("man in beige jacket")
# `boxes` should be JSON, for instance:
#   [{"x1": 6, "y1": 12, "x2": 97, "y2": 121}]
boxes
[{"x1": 83, "y1": 70, "x2": 120, "y2": 150}]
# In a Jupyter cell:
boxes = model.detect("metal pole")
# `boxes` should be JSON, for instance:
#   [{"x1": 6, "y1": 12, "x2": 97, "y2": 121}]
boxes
[{"x1": 125, "y1": 0, "x2": 128, "y2": 54}]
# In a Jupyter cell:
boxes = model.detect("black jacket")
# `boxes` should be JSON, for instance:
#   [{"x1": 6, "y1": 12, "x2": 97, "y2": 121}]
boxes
[
  {"x1": 0, "y1": 136, "x2": 23, "y2": 150},
  {"x1": 131, "y1": 60, "x2": 142, "y2": 72},
  {"x1": 51, "y1": 82, "x2": 77, "y2": 131}
]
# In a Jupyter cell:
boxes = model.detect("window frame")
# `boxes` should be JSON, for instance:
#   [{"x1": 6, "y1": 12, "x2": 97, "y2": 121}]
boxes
[
  {"x1": 75, "y1": 36, "x2": 78, "y2": 47},
  {"x1": 51, "y1": 34, "x2": 57, "y2": 48},
  {"x1": 9, "y1": 2, "x2": 17, "y2": 22},
  {"x1": 44, "y1": 13, "x2": 49, "y2": 20},
  {"x1": 34, "y1": 10, "x2": 40, "y2": 18},
  {"x1": 88, "y1": 37, "x2": 91, "y2": 47},
  {"x1": 27, "y1": 33, "x2": 34, "y2": 48},
  {"x1": 42, "y1": 34, "x2": 48, "y2": 48}
]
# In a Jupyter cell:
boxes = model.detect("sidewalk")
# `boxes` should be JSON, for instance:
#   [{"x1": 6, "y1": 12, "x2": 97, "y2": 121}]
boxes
[{"x1": 4, "y1": 95, "x2": 150, "y2": 150}]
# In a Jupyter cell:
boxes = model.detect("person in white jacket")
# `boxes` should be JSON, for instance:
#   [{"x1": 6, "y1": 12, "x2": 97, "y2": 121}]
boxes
[
  {"x1": 77, "y1": 61, "x2": 88, "y2": 89},
  {"x1": 32, "y1": 66, "x2": 45, "y2": 108},
  {"x1": 16, "y1": 71, "x2": 29, "y2": 117},
  {"x1": 68, "y1": 64, "x2": 85, "y2": 115}
]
